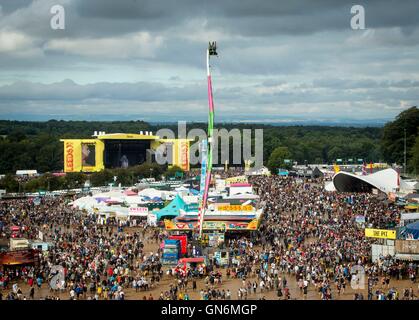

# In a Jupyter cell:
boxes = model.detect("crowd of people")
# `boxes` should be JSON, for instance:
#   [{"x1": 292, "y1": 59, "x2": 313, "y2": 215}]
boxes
[
  {"x1": 0, "y1": 174, "x2": 418, "y2": 300},
  {"x1": 239, "y1": 175, "x2": 418, "y2": 300},
  {"x1": 0, "y1": 197, "x2": 166, "y2": 300}
]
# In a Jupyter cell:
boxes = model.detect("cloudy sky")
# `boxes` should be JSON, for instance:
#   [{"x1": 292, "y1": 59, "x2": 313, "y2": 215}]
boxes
[{"x1": 0, "y1": 0, "x2": 418, "y2": 123}]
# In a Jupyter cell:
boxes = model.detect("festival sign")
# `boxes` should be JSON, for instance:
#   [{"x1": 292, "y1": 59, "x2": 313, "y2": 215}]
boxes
[
  {"x1": 65, "y1": 141, "x2": 75, "y2": 172},
  {"x1": 204, "y1": 221, "x2": 227, "y2": 231},
  {"x1": 164, "y1": 219, "x2": 260, "y2": 231},
  {"x1": 365, "y1": 228, "x2": 396, "y2": 240},
  {"x1": 0, "y1": 250, "x2": 39, "y2": 266},
  {"x1": 225, "y1": 175, "x2": 248, "y2": 186},
  {"x1": 217, "y1": 205, "x2": 253, "y2": 211},
  {"x1": 178, "y1": 140, "x2": 190, "y2": 171},
  {"x1": 128, "y1": 207, "x2": 149, "y2": 216},
  {"x1": 227, "y1": 222, "x2": 250, "y2": 230},
  {"x1": 164, "y1": 219, "x2": 195, "y2": 230},
  {"x1": 246, "y1": 218, "x2": 260, "y2": 230},
  {"x1": 184, "y1": 203, "x2": 199, "y2": 211},
  {"x1": 63, "y1": 140, "x2": 83, "y2": 172}
]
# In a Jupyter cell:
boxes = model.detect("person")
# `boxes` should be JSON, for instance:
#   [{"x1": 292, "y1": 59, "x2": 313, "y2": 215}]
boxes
[
  {"x1": 36, "y1": 276, "x2": 42, "y2": 290},
  {"x1": 277, "y1": 287, "x2": 282, "y2": 299},
  {"x1": 81, "y1": 144, "x2": 94, "y2": 166},
  {"x1": 303, "y1": 279, "x2": 308, "y2": 299},
  {"x1": 29, "y1": 286, "x2": 35, "y2": 300},
  {"x1": 226, "y1": 289, "x2": 231, "y2": 300},
  {"x1": 192, "y1": 279, "x2": 197, "y2": 291},
  {"x1": 69, "y1": 289, "x2": 75, "y2": 300},
  {"x1": 282, "y1": 277, "x2": 287, "y2": 289},
  {"x1": 97, "y1": 285, "x2": 102, "y2": 298},
  {"x1": 284, "y1": 287, "x2": 290, "y2": 300},
  {"x1": 120, "y1": 155, "x2": 129, "y2": 168}
]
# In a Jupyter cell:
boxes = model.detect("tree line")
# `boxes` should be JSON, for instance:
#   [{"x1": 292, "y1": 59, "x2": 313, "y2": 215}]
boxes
[{"x1": 0, "y1": 106, "x2": 417, "y2": 181}]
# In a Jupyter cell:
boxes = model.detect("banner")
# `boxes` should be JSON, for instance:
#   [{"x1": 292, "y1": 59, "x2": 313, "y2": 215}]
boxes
[
  {"x1": 217, "y1": 205, "x2": 253, "y2": 211},
  {"x1": 164, "y1": 218, "x2": 260, "y2": 231},
  {"x1": 365, "y1": 228, "x2": 396, "y2": 240},
  {"x1": 184, "y1": 203, "x2": 199, "y2": 211},
  {"x1": 225, "y1": 175, "x2": 248, "y2": 186},
  {"x1": 65, "y1": 141, "x2": 74, "y2": 172},
  {"x1": 128, "y1": 207, "x2": 149, "y2": 216},
  {"x1": 333, "y1": 164, "x2": 340, "y2": 173},
  {"x1": 64, "y1": 141, "x2": 81, "y2": 172},
  {"x1": 179, "y1": 140, "x2": 189, "y2": 171}
]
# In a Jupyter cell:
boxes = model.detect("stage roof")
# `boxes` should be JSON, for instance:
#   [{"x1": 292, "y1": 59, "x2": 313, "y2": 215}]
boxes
[{"x1": 332, "y1": 168, "x2": 400, "y2": 193}]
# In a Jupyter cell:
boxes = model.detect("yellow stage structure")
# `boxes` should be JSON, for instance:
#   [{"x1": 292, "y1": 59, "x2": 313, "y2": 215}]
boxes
[{"x1": 61, "y1": 132, "x2": 191, "y2": 173}]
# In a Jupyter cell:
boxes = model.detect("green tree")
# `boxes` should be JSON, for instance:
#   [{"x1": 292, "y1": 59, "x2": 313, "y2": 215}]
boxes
[
  {"x1": 24, "y1": 178, "x2": 40, "y2": 192},
  {"x1": 381, "y1": 106, "x2": 419, "y2": 166},
  {"x1": 0, "y1": 174, "x2": 19, "y2": 192},
  {"x1": 7, "y1": 130, "x2": 27, "y2": 143},
  {"x1": 64, "y1": 172, "x2": 87, "y2": 189},
  {"x1": 90, "y1": 170, "x2": 114, "y2": 187},
  {"x1": 130, "y1": 163, "x2": 164, "y2": 180},
  {"x1": 267, "y1": 146, "x2": 291, "y2": 173},
  {"x1": 408, "y1": 135, "x2": 419, "y2": 175}
]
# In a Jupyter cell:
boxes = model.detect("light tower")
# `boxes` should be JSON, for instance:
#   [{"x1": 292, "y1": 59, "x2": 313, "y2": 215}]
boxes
[{"x1": 197, "y1": 41, "x2": 218, "y2": 238}]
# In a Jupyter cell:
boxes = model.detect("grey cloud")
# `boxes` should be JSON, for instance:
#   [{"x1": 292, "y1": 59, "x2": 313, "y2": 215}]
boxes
[
  {"x1": 4, "y1": 0, "x2": 419, "y2": 40},
  {"x1": 0, "y1": 79, "x2": 417, "y2": 111},
  {"x1": 0, "y1": 0, "x2": 34, "y2": 14},
  {"x1": 0, "y1": 0, "x2": 418, "y2": 122},
  {"x1": 0, "y1": 79, "x2": 207, "y2": 101},
  {"x1": 312, "y1": 78, "x2": 419, "y2": 90}
]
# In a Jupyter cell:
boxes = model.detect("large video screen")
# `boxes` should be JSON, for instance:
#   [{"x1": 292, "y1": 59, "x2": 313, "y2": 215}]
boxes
[
  {"x1": 104, "y1": 140, "x2": 151, "y2": 169},
  {"x1": 81, "y1": 143, "x2": 96, "y2": 167}
]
